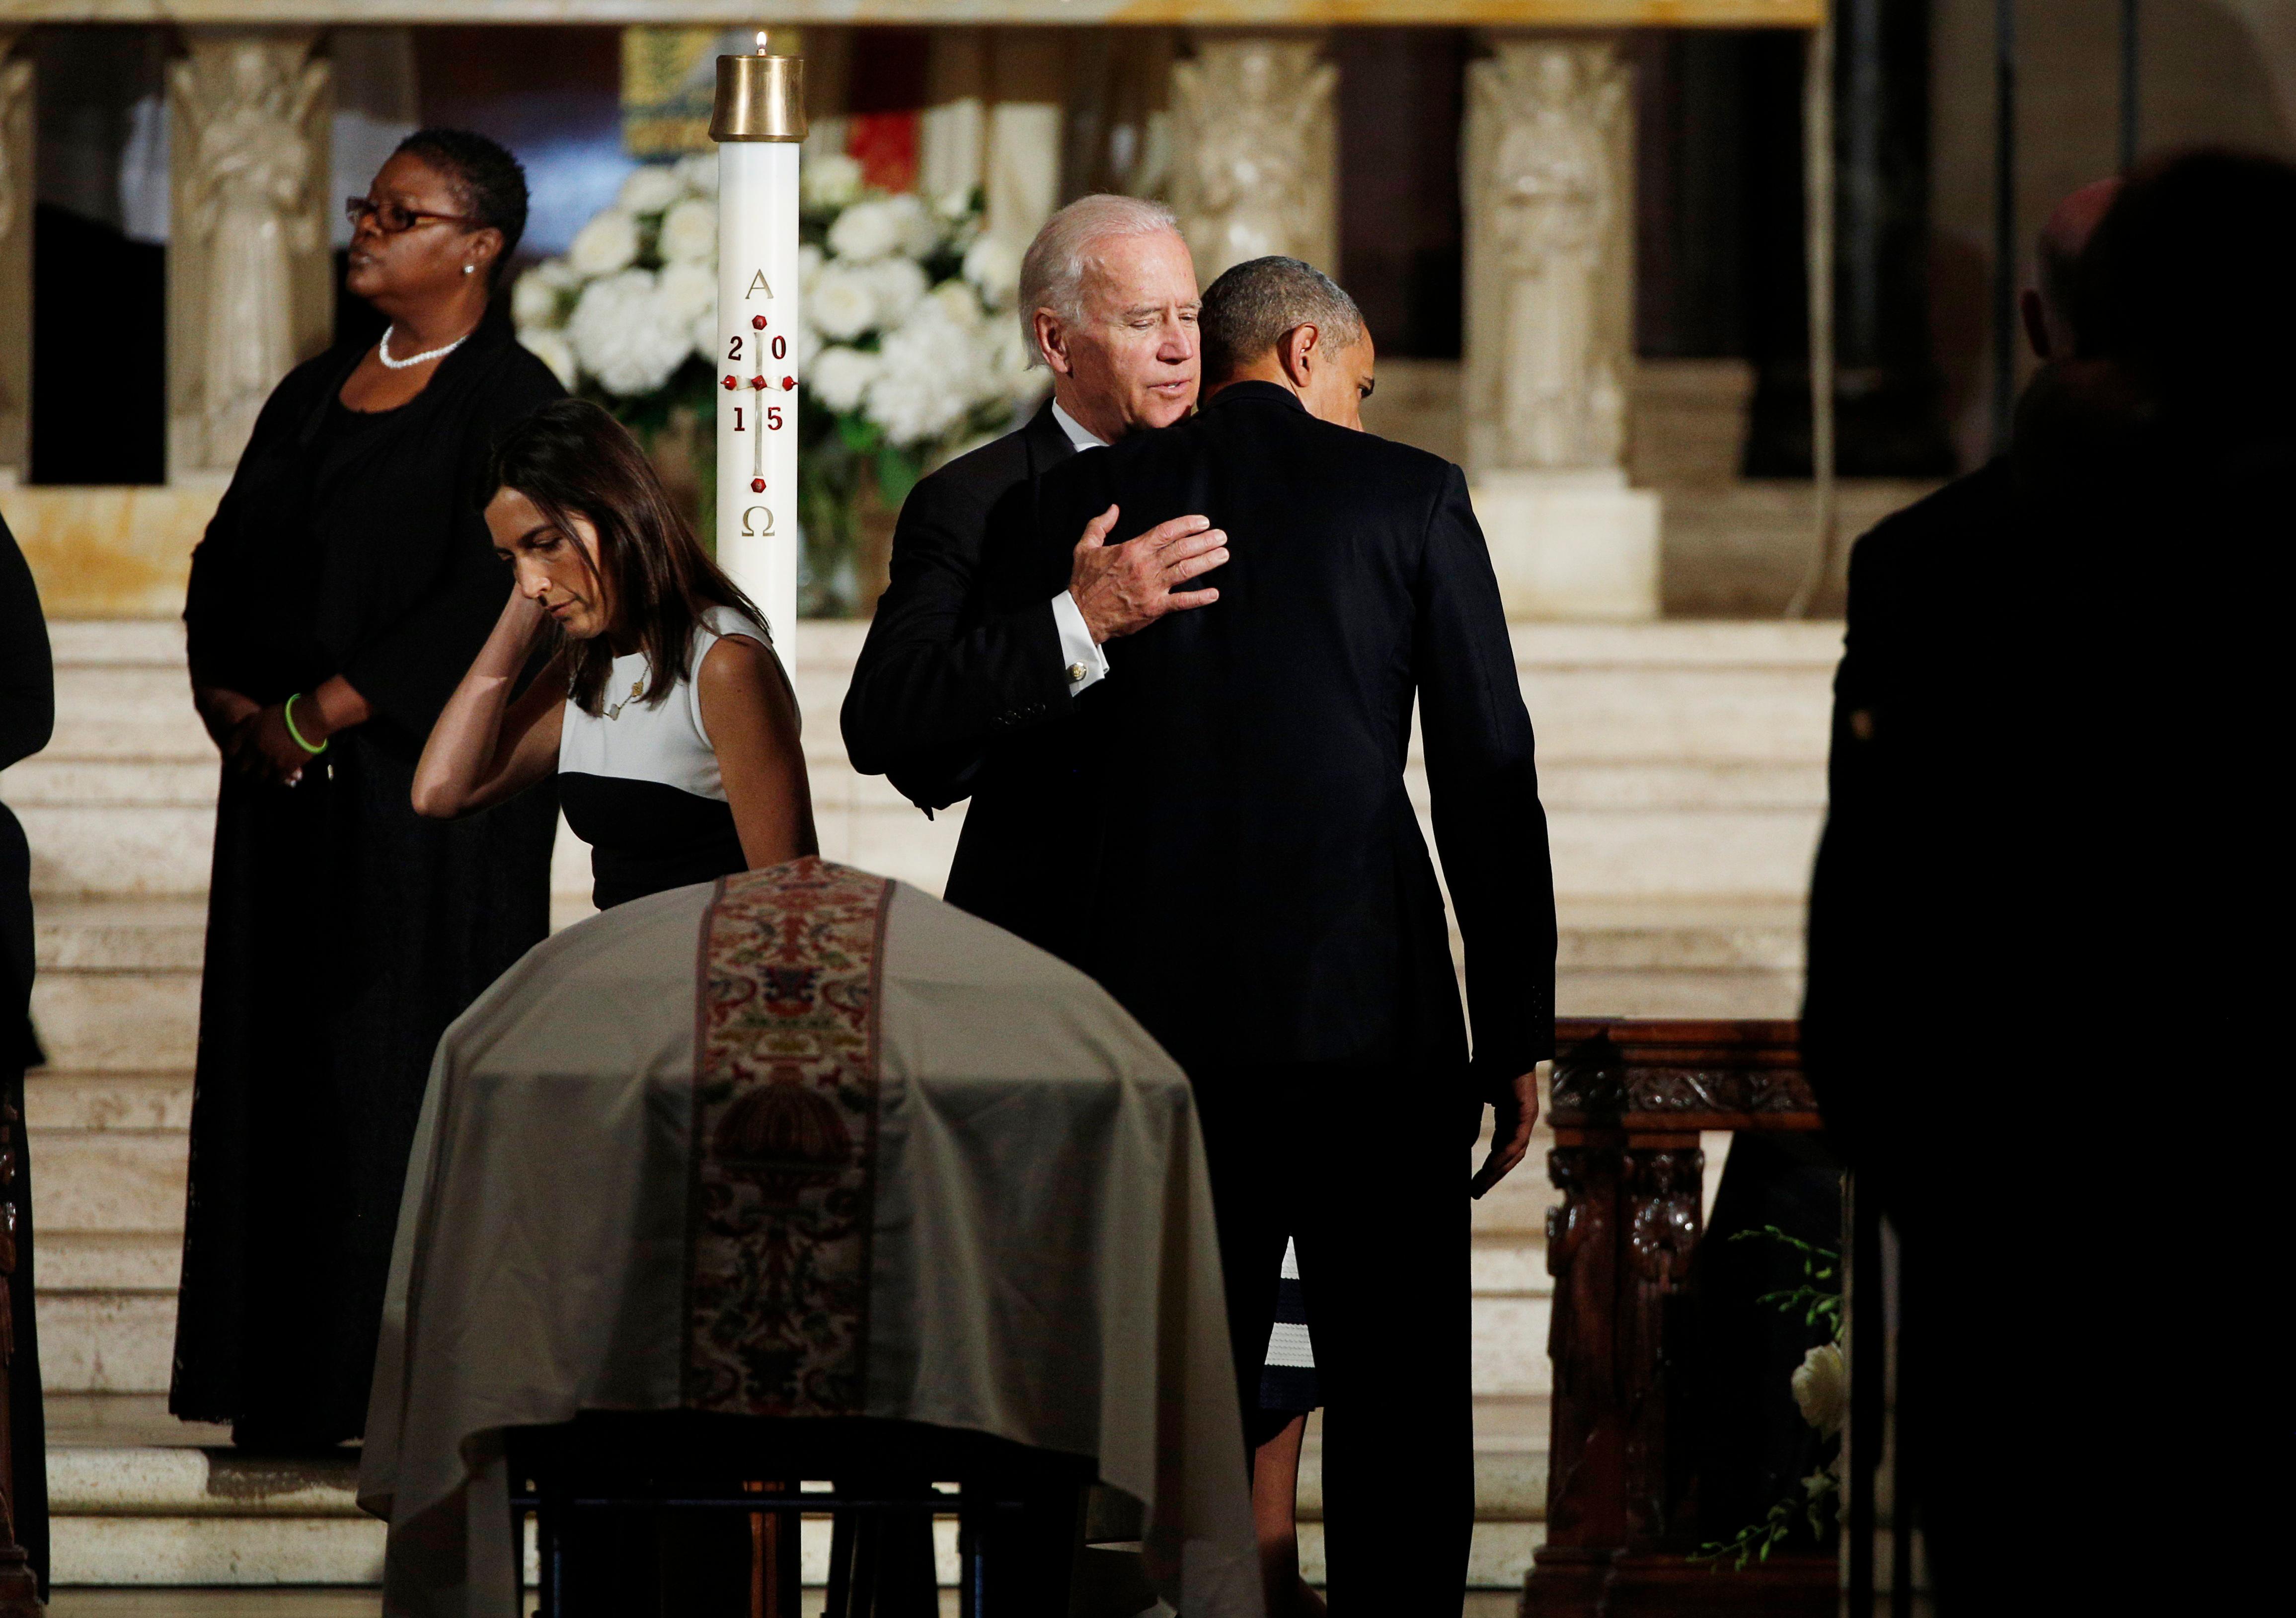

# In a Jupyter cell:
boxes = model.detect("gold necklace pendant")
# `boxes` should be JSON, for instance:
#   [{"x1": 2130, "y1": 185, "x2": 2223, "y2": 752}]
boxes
[{"x1": 603, "y1": 675, "x2": 645, "y2": 721}]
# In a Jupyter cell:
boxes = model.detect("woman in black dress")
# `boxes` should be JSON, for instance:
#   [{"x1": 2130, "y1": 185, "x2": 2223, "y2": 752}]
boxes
[{"x1": 171, "y1": 130, "x2": 563, "y2": 1449}]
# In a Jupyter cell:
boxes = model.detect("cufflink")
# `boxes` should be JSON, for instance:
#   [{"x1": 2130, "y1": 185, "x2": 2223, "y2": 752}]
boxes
[{"x1": 1066, "y1": 663, "x2": 1089, "y2": 682}]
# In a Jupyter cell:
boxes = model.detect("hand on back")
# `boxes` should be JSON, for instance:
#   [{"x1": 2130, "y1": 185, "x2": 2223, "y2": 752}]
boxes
[{"x1": 1068, "y1": 506, "x2": 1228, "y2": 644}]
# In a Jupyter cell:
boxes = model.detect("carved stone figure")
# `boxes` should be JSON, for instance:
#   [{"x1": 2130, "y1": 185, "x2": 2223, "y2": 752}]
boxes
[
  {"x1": 1464, "y1": 38, "x2": 1633, "y2": 475},
  {"x1": 172, "y1": 34, "x2": 328, "y2": 470},
  {"x1": 1170, "y1": 37, "x2": 1336, "y2": 283},
  {"x1": 0, "y1": 47, "x2": 27, "y2": 248},
  {"x1": 0, "y1": 34, "x2": 33, "y2": 469}
]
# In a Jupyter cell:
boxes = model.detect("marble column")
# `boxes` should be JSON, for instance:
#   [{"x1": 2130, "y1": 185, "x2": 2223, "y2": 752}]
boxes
[
  {"x1": 1170, "y1": 34, "x2": 1336, "y2": 283},
  {"x1": 168, "y1": 29, "x2": 333, "y2": 477},
  {"x1": 0, "y1": 31, "x2": 32, "y2": 475},
  {"x1": 1462, "y1": 34, "x2": 1659, "y2": 620}
]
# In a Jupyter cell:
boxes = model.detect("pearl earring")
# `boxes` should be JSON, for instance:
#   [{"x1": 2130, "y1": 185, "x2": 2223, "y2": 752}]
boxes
[{"x1": 462, "y1": 264, "x2": 476, "y2": 275}]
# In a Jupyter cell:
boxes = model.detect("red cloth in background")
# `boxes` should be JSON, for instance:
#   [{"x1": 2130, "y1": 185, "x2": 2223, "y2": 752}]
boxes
[{"x1": 846, "y1": 112, "x2": 919, "y2": 196}]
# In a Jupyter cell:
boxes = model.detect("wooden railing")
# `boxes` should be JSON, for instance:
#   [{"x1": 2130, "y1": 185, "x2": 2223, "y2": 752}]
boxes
[{"x1": 1521, "y1": 1018, "x2": 1834, "y2": 1618}]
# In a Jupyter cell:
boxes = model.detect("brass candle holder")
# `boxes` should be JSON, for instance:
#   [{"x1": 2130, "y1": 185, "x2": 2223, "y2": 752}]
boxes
[{"x1": 711, "y1": 37, "x2": 806, "y2": 145}]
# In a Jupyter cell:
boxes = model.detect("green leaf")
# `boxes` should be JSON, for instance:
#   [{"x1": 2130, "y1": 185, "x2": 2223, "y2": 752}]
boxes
[{"x1": 875, "y1": 444, "x2": 922, "y2": 509}]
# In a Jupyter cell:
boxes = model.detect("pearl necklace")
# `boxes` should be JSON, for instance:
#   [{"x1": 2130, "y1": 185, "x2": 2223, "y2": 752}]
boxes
[{"x1": 377, "y1": 324, "x2": 471, "y2": 370}]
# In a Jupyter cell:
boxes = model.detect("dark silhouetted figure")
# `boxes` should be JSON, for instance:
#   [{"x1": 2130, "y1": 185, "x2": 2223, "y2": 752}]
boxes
[
  {"x1": 1, "y1": 513, "x2": 52, "y2": 1599},
  {"x1": 1804, "y1": 149, "x2": 2294, "y2": 1612}
]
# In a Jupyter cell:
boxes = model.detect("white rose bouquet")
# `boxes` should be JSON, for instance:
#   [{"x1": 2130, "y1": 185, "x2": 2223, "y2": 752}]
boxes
[
  {"x1": 514, "y1": 156, "x2": 1045, "y2": 617},
  {"x1": 515, "y1": 153, "x2": 722, "y2": 397},
  {"x1": 794, "y1": 175, "x2": 1045, "y2": 615},
  {"x1": 510, "y1": 153, "x2": 725, "y2": 545}
]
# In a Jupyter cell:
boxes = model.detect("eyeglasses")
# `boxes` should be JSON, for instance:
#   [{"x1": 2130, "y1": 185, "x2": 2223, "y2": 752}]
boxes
[{"x1": 345, "y1": 196, "x2": 484, "y2": 235}]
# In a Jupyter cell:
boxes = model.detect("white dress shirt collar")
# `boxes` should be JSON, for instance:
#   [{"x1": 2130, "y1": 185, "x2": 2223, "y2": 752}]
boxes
[{"x1": 1050, "y1": 399, "x2": 1110, "y2": 452}]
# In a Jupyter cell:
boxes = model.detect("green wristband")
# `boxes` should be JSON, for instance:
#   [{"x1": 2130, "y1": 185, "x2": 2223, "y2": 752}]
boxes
[{"x1": 283, "y1": 694, "x2": 328, "y2": 755}]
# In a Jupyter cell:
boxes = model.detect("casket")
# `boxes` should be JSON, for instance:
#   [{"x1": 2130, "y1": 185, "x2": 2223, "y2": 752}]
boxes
[{"x1": 357, "y1": 858, "x2": 1257, "y2": 1617}]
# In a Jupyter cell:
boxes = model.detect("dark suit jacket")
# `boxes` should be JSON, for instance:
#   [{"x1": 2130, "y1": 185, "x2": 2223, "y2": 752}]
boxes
[
  {"x1": 841, "y1": 403, "x2": 1081, "y2": 809},
  {"x1": 959, "y1": 381, "x2": 1556, "y2": 1095},
  {"x1": 1800, "y1": 459, "x2": 2037, "y2": 1229}
]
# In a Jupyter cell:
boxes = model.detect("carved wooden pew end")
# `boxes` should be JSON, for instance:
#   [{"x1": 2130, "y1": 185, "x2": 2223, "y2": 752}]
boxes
[{"x1": 1521, "y1": 1020, "x2": 1833, "y2": 1618}]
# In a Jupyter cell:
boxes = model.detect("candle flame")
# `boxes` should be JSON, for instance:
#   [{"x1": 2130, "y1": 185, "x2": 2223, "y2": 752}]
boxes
[{"x1": 756, "y1": 30, "x2": 769, "y2": 55}]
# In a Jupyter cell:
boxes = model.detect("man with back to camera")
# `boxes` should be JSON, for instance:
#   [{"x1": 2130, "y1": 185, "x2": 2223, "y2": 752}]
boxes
[
  {"x1": 975, "y1": 256, "x2": 1558, "y2": 1608},
  {"x1": 841, "y1": 194, "x2": 1228, "y2": 813}
]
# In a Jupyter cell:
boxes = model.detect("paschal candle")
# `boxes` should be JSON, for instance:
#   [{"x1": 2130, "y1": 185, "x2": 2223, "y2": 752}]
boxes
[{"x1": 710, "y1": 35, "x2": 804, "y2": 674}]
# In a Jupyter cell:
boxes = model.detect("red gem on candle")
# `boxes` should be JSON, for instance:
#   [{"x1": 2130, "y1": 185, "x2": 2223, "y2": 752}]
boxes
[
  {"x1": 751, "y1": 315, "x2": 767, "y2": 330},
  {"x1": 750, "y1": 478, "x2": 766, "y2": 493},
  {"x1": 749, "y1": 376, "x2": 766, "y2": 390},
  {"x1": 721, "y1": 375, "x2": 738, "y2": 390},
  {"x1": 781, "y1": 375, "x2": 795, "y2": 391}
]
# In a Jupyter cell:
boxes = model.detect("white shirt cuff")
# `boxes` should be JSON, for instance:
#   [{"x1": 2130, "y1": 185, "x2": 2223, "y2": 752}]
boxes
[{"x1": 1050, "y1": 590, "x2": 1109, "y2": 696}]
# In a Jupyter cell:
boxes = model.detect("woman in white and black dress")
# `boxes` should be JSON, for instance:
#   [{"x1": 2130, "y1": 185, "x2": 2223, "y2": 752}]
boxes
[
  {"x1": 1256, "y1": 1237, "x2": 1328, "y2": 1618},
  {"x1": 414, "y1": 398, "x2": 813, "y2": 907}
]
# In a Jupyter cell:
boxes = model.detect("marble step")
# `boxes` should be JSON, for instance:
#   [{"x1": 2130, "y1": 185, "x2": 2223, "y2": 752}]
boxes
[
  {"x1": 46, "y1": 1425, "x2": 384, "y2": 1587},
  {"x1": 1556, "y1": 896, "x2": 1805, "y2": 1018},
  {"x1": 788, "y1": 621, "x2": 1840, "y2": 764},
  {"x1": 6, "y1": 756, "x2": 1825, "y2": 903},
  {"x1": 38, "y1": 1232, "x2": 185, "y2": 1293},
  {"x1": 22, "y1": 619, "x2": 1836, "y2": 902},
  {"x1": 7, "y1": 750, "x2": 1824, "y2": 817},
  {"x1": 18, "y1": 895, "x2": 1812, "y2": 1082},
  {"x1": 44, "y1": 620, "x2": 1839, "y2": 767},
  {"x1": 40, "y1": 1397, "x2": 1551, "y2": 1589},
  {"x1": 22, "y1": 1104, "x2": 1556, "y2": 1400},
  {"x1": 29, "y1": 1248, "x2": 1558, "y2": 1403},
  {"x1": 25, "y1": 1070, "x2": 195, "y2": 1132},
  {"x1": 12, "y1": 804, "x2": 216, "y2": 898},
  {"x1": 28, "y1": 902, "x2": 207, "y2": 1080},
  {"x1": 34, "y1": 897, "x2": 209, "y2": 969},
  {"x1": 38, "y1": 1293, "x2": 176, "y2": 1395},
  {"x1": 30, "y1": 968, "x2": 201, "y2": 1071},
  {"x1": 27, "y1": 1124, "x2": 186, "y2": 1235},
  {"x1": 3, "y1": 756, "x2": 219, "y2": 806},
  {"x1": 42, "y1": 668, "x2": 213, "y2": 763}
]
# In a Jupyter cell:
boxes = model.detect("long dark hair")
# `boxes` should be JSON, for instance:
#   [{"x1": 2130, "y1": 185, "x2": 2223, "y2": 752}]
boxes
[{"x1": 489, "y1": 399, "x2": 766, "y2": 717}]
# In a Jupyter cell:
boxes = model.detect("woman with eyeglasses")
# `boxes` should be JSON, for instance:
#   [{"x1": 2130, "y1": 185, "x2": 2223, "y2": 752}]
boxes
[{"x1": 172, "y1": 129, "x2": 564, "y2": 1451}]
